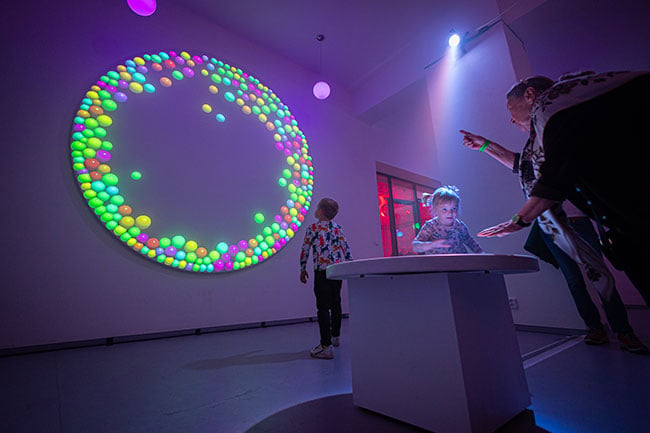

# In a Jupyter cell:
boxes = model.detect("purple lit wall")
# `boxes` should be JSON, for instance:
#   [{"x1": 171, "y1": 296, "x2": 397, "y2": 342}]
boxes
[
  {"x1": 3, "y1": 0, "x2": 650, "y2": 349},
  {"x1": 0, "y1": 0, "x2": 384, "y2": 349}
]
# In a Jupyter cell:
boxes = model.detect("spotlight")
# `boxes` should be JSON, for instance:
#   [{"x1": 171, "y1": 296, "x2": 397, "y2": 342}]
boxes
[{"x1": 448, "y1": 32, "x2": 461, "y2": 47}]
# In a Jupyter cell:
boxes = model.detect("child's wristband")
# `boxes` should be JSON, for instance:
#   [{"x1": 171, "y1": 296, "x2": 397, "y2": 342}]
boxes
[{"x1": 479, "y1": 140, "x2": 490, "y2": 152}]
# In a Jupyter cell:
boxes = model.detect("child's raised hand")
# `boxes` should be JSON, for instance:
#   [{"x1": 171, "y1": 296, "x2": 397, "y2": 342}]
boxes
[{"x1": 300, "y1": 270, "x2": 309, "y2": 284}]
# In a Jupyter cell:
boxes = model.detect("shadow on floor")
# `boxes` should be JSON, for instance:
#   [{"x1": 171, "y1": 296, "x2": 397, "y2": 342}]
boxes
[
  {"x1": 183, "y1": 350, "x2": 309, "y2": 370},
  {"x1": 245, "y1": 393, "x2": 551, "y2": 433}
]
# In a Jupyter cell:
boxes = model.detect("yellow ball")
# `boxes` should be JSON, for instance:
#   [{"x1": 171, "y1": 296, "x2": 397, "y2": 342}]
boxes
[
  {"x1": 97, "y1": 114, "x2": 113, "y2": 127},
  {"x1": 201, "y1": 104, "x2": 212, "y2": 113},
  {"x1": 129, "y1": 82, "x2": 143, "y2": 94},
  {"x1": 208, "y1": 85, "x2": 219, "y2": 94},
  {"x1": 184, "y1": 240, "x2": 198, "y2": 252},
  {"x1": 119, "y1": 216, "x2": 135, "y2": 228},
  {"x1": 135, "y1": 215, "x2": 152, "y2": 230}
]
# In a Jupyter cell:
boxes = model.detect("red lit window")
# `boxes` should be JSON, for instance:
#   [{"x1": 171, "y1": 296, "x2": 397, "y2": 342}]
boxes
[{"x1": 376, "y1": 173, "x2": 437, "y2": 257}]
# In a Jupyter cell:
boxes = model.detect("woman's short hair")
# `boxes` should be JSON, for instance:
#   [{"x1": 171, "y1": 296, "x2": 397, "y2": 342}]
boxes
[
  {"x1": 318, "y1": 197, "x2": 339, "y2": 220},
  {"x1": 506, "y1": 76, "x2": 555, "y2": 99}
]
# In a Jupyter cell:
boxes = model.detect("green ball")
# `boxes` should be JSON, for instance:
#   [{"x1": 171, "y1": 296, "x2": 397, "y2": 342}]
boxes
[
  {"x1": 159, "y1": 237, "x2": 171, "y2": 248},
  {"x1": 109, "y1": 194, "x2": 124, "y2": 206},
  {"x1": 102, "y1": 99, "x2": 117, "y2": 111},
  {"x1": 103, "y1": 173, "x2": 119, "y2": 186},
  {"x1": 130, "y1": 171, "x2": 142, "y2": 180},
  {"x1": 171, "y1": 235, "x2": 186, "y2": 249},
  {"x1": 254, "y1": 213, "x2": 264, "y2": 224},
  {"x1": 216, "y1": 242, "x2": 229, "y2": 254},
  {"x1": 88, "y1": 197, "x2": 103, "y2": 208}
]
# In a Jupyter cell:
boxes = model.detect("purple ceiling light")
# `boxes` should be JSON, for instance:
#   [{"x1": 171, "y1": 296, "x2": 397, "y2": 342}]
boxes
[
  {"x1": 127, "y1": 0, "x2": 157, "y2": 16},
  {"x1": 312, "y1": 81, "x2": 331, "y2": 100},
  {"x1": 313, "y1": 34, "x2": 330, "y2": 100}
]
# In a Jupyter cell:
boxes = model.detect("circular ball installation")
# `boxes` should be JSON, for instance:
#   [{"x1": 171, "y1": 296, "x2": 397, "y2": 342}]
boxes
[{"x1": 70, "y1": 50, "x2": 314, "y2": 273}]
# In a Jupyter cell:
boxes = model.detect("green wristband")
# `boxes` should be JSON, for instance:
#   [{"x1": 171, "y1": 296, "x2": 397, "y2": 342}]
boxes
[{"x1": 479, "y1": 140, "x2": 490, "y2": 152}]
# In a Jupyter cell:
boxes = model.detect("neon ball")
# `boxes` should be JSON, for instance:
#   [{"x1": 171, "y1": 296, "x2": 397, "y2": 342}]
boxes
[
  {"x1": 184, "y1": 240, "x2": 198, "y2": 252},
  {"x1": 135, "y1": 215, "x2": 151, "y2": 229},
  {"x1": 171, "y1": 235, "x2": 186, "y2": 249},
  {"x1": 127, "y1": 0, "x2": 157, "y2": 16},
  {"x1": 312, "y1": 81, "x2": 331, "y2": 100}
]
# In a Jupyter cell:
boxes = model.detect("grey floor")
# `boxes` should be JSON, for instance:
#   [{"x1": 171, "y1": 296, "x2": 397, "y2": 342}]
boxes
[{"x1": 1, "y1": 310, "x2": 649, "y2": 433}]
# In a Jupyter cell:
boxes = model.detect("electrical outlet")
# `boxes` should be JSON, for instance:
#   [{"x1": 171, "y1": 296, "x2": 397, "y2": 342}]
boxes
[{"x1": 508, "y1": 297, "x2": 519, "y2": 309}]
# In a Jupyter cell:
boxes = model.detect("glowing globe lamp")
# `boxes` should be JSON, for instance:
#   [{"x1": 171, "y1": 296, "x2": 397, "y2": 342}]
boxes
[
  {"x1": 312, "y1": 81, "x2": 331, "y2": 100},
  {"x1": 448, "y1": 33, "x2": 461, "y2": 48},
  {"x1": 127, "y1": 0, "x2": 157, "y2": 16}
]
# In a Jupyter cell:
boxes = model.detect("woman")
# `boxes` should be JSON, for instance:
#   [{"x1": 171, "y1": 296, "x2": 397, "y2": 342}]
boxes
[{"x1": 468, "y1": 70, "x2": 650, "y2": 306}]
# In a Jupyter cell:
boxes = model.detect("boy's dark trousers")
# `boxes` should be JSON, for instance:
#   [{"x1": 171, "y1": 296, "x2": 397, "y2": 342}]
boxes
[{"x1": 313, "y1": 269, "x2": 342, "y2": 347}]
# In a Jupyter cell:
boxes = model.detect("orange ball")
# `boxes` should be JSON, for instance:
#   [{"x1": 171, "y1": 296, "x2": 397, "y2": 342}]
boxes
[
  {"x1": 84, "y1": 158, "x2": 100, "y2": 170},
  {"x1": 89, "y1": 171, "x2": 103, "y2": 181},
  {"x1": 118, "y1": 205, "x2": 132, "y2": 216},
  {"x1": 196, "y1": 247, "x2": 207, "y2": 258},
  {"x1": 89, "y1": 105, "x2": 104, "y2": 117}
]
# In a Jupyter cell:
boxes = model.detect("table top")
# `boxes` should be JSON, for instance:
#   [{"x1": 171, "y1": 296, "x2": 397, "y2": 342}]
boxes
[{"x1": 326, "y1": 254, "x2": 539, "y2": 279}]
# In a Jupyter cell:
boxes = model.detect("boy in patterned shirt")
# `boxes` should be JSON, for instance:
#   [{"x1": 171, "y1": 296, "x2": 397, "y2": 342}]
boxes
[{"x1": 300, "y1": 197, "x2": 353, "y2": 359}]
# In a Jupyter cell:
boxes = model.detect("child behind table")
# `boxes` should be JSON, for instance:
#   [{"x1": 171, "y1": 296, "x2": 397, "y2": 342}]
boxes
[{"x1": 412, "y1": 185, "x2": 483, "y2": 254}]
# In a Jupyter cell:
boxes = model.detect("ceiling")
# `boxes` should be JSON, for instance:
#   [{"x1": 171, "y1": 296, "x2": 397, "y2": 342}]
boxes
[{"x1": 179, "y1": 0, "x2": 543, "y2": 95}]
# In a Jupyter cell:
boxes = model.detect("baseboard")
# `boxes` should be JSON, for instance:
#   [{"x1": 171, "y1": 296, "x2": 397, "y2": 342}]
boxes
[
  {"x1": 514, "y1": 324, "x2": 586, "y2": 335},
  {"x1": 0, "y1": 314, "x2": 350, "y2": 358}
]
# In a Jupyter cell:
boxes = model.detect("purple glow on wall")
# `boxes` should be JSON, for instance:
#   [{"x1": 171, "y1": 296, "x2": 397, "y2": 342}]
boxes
[
  {"x1": 127, "y1": 0, "x2": 157, "y2": 17},
  {"x1": 312, "y1": 81, "x2": 331, "y2": 100}
]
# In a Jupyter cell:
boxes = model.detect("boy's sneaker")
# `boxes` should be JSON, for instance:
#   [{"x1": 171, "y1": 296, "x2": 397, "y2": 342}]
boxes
[
  {"x1": 332, "y1": 336, "x2": 340, "y2": 347},
  {"x1": 617, "y1": 333, "x2": 649, "y2": 354},
  {"x1": 310, "y1": 344, "x2": 334, "y2": 359},
  {"x1": 584, "y1": 328, "x2": 609, "y2": 345}
]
